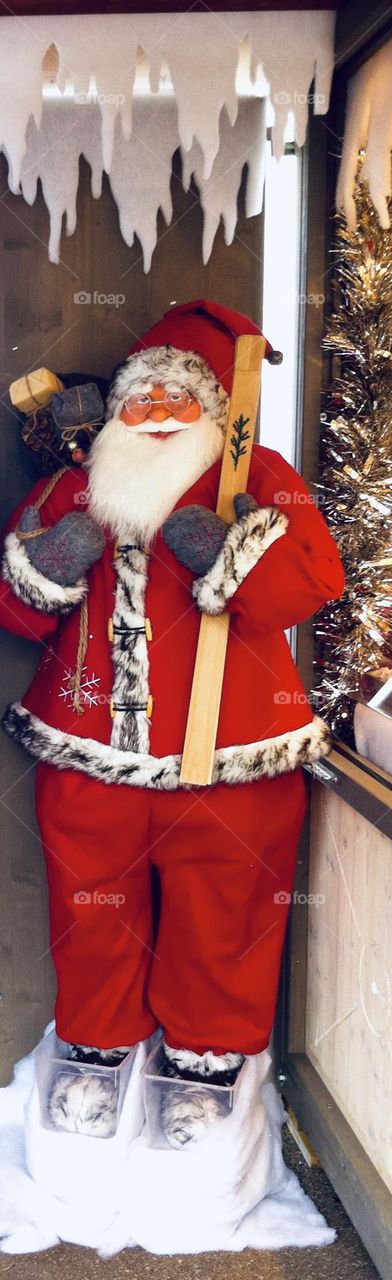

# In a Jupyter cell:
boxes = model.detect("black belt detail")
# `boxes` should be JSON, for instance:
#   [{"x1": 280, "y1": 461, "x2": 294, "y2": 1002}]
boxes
[
  {"x1": 117, "y1": 543, "x2": 145, "y2": 554},
  {"x1": 112, "y1": 702, "x2": 149, "y2": 713},
  {"x1": 113, "y1": 624, "x2": 146, "y2": 636}
]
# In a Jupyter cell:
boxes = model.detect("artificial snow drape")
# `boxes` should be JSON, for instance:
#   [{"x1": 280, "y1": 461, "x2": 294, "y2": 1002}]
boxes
[
  {"x1": 0, "y1": 11, "x2": 335, "y2": 270},
  {"x1": 19, "y1": 97, "x2": 266, "y2": 272},
  {"x1": 336, "y1": 37, "x2": 392, "y2": 231}
]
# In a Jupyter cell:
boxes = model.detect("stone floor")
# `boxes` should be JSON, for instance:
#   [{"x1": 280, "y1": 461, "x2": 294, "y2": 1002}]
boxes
[{"x1": 0, "y1": 1129, "x2": 380, "y2": 1280}]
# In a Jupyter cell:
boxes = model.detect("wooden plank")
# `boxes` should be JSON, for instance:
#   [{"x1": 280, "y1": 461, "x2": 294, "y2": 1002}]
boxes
[
  {"x1": 282, "y1": 1054, "x2": 392, "y2": 1280},
  {"x1": 179, "y1": 612, "x2": 230, "y2": 786},
  {"x1": 286, "y1": 1105, "x2": 320, "y2": 1167},
  {"x1": 180, "y1": 334, "x2": 265, "y2": 786},
  {"x1": 215, "y1": 337, "x2": 266, "y2": 518}
]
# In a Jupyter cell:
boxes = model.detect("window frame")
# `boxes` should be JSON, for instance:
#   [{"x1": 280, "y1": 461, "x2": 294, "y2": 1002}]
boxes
[{"x1": 274, "y1": 12, "x2": 392, "y2": 1275}]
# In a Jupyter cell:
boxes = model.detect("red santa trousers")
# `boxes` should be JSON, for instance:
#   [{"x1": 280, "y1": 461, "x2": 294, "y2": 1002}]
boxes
[{"x1": 35, "y1": 763, "x2": 307, "y2": 1055}]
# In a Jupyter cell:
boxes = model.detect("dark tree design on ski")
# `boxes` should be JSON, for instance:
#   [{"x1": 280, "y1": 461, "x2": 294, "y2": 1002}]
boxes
[{"x1": 230, "y1": 414, "x2": 251, "y2": 470}]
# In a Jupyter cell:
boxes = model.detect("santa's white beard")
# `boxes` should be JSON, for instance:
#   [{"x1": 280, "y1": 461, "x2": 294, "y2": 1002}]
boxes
[{"x1": 86, "y1": 412, "x2": 224, "y2": 543}]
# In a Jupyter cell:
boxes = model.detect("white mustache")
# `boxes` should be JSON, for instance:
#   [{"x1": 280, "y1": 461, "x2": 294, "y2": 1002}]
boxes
[{"x1": 123, "y1": 417, "x2": 192, "y2": 435}]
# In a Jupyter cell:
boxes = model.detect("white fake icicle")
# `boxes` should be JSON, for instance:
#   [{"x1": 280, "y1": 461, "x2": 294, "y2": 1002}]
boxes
[
  {"x1": 147, "y1": 11, "x2": 241, "y2": 180},
  {"x1": 181, "y1": 98, "x2": 266, "y2": 265},
  {"x1": 0, "y1": 10, "x2": 335, "y2": 270},
  {"x1": 51, "y1": 14, "x2": 171, "y2": 174},
  {"x1": 18, "y1": 96, "x2": 263, "y2": 273},
  {"x1": 0, "y1": 23, "x2": 48, "y2": 193},
  {"x1": 20, "y1": 101, "x2": 103, "y2": 265},
  {"x1": 244, "y1": 10, "x2": 335, "y2": 161},
  {"x1": 109, "y1": 98, "x2": 178, "y2": 273},
  {"x1": 336, "y1": 38, "x2": 392, "y2": 231}
]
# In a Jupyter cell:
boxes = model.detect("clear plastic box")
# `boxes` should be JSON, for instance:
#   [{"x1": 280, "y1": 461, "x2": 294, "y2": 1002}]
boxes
[
  {"x1": 34, "y1": 1029, "x2": 136, "y2": 1138},
  {"x1": 142, "y1": 1040, "x2": 244, "y2": 1149}
]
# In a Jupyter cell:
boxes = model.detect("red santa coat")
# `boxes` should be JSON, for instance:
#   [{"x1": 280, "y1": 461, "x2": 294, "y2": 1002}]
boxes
[{"x1": 0, "y1": 446, "x2": 344, "y2": 788}]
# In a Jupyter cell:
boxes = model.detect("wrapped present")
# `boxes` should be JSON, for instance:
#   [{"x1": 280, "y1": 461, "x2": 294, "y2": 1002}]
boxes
[
  {"x1": 19, "y1": 377, "x2": 107, "y2": 475},
  {"x1": 9, "y1": 368, "x2": 64, "y2": 413},
  {"x1": 51, "y1": 383, "x2": 104, "y2": 461}
]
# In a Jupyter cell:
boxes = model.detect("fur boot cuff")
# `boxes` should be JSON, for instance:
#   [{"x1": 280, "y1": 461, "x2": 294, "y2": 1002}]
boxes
[{"x1": 163, "y1": 1041, "x2": 244, "y2": 1083}]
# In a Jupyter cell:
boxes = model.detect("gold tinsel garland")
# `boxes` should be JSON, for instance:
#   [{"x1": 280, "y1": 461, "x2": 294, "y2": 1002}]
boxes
[{"x1": 313, "y1": 174, "x2": 392, "y2": 744}]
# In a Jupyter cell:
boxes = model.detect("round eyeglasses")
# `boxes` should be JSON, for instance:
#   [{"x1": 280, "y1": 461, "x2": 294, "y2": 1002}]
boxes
[{"x1": 122, "y1": 390, "x2": 193, "y2": 421}]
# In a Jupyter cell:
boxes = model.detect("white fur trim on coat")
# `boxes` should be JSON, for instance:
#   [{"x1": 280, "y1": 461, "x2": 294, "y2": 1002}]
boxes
[
  {"x1": 2, "y1": 532, "x2": 87, "y2": 615},
  {"x1": 163, "y1": 1044, "x2": 244, "y2": 1077},
  {"x1": 2, "y1": 702, "x2": 331, "y2": 789},
  {"x1": 193, "y1": 505, "x2": 289, "y2": 615},
  {"x1": 106, "y1": 345, "x2": 229, "y2": 432},
  {"x1": 110, "y1": 545, "x2": 151, "y2": 754}
]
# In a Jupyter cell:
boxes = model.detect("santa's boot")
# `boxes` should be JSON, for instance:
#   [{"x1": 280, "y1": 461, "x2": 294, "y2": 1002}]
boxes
[
  {"x1": 48, "y1": 1041, "x2": 134, "y2": 1137},
  {"x1": 160, "y1": 1044, "x2": 245, "y2": 1149}
]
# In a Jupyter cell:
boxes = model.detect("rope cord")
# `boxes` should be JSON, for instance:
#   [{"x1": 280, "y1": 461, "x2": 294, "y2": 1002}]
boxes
[
  {"x1": 68, "y1": 595, "x2": 89, "y2": 715},
  {"x1": 14, "y1": 466, "x2": 90, "y2": 717},
  {"x1": 15, "y1": 468, "x2": 68, "y2": 541}
]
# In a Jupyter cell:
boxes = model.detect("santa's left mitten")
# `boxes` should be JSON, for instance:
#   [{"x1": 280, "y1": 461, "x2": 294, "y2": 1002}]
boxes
[{"x1": 162, "y1": 504, "x2": 229, "y2": 575}]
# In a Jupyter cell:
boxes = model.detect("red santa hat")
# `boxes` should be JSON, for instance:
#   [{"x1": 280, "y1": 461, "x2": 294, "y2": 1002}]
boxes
[{"x1": 106, "y1": 299, "x2": 275, "y2": 429}]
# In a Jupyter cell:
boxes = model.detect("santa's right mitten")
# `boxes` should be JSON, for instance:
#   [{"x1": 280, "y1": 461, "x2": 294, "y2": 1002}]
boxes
[{"x1": 18, "y1": 507, "x2": 105, "y2": 586}]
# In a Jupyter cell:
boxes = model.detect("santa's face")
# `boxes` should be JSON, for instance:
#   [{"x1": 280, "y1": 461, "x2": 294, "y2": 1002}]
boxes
[
  {"x1": 119, "y1": 383, "x2": 202, "y2": 437},
  {"x1": 87, "y1": 379, "x2": 224, "y2": 543}
]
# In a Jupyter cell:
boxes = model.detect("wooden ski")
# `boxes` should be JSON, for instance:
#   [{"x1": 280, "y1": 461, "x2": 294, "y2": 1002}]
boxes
[{"x1": 179, "y1": 333, "x2": 266, "y2": 786}]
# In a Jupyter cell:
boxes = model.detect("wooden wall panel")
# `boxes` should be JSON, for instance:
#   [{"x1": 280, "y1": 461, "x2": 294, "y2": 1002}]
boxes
[
  {"x1": 306, "y1": 782, "x2": 392, "y2": 1193},
  {"x1": 0, "y1": 146, "x2": 263, "y2": 1082}
]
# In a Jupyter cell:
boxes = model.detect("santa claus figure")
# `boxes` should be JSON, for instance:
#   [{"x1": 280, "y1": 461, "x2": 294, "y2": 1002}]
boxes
[{"x1": 0, "y1": 300, "x2": 344, "y2": 1144}]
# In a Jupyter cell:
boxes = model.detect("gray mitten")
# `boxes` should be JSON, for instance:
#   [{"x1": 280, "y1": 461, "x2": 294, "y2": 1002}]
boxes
[
  {"x1": 162, "y1": 505, "x2": 228, "y2": 575},
  {"x1": 162, "y1": 494, "x2": 259, "y2": 576},
  {"x1": 19, "y1": 507, "x2": 105, "y2": 586}
]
